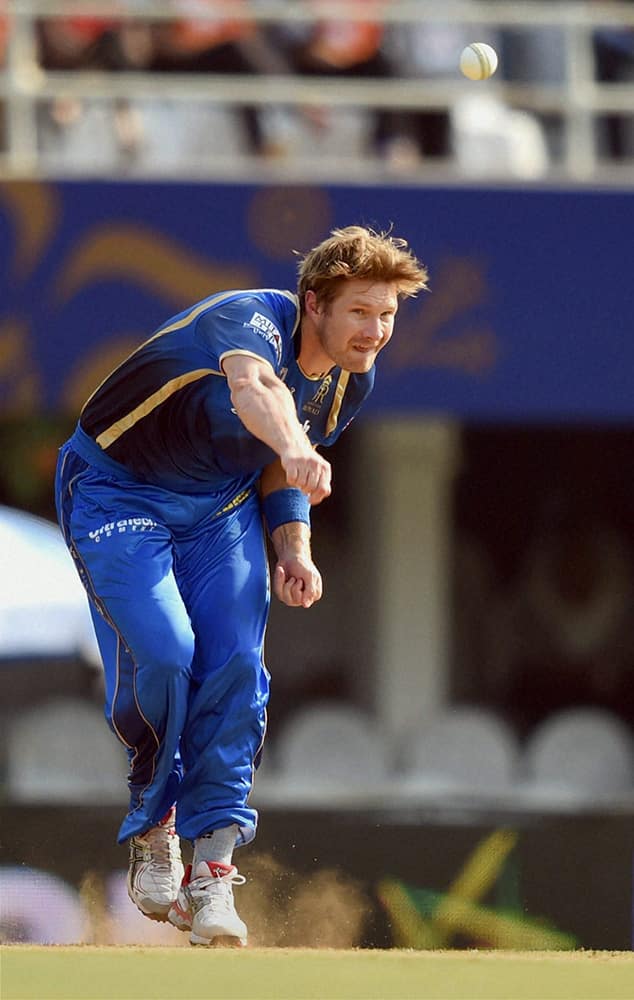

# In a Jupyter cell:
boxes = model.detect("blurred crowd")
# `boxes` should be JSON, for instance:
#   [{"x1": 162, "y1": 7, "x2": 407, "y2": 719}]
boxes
[{"x1": 0, "y1": 1, "x2": 632, "y2": 174}]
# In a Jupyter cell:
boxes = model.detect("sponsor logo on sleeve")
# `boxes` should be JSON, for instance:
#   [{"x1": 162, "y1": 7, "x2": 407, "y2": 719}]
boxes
[{"x1": 244, "y1": 311, "x2": 282, "y2": 364}]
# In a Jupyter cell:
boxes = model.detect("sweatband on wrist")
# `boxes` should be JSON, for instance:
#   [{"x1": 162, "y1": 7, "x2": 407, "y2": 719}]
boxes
[{"x1": 262, "y1": 488, "x2": 311, "y2": 535}]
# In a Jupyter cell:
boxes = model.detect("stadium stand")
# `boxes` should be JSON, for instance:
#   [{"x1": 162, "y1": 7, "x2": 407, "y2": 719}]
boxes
[
  {"x1": 395, "y1": 705, "x2": 521, "y2": 800},
  {"x1": 519, "y1": 706, "x2": 634, "y2": 806},
  {"x1": 3, "y1": 2, "x2": 634, "y2": 181},
  {"x1": 6, "y1": 695, "x2": 128, "y2": 804}
]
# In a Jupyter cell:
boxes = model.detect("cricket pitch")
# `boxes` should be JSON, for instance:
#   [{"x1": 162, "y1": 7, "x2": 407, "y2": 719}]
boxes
[{"x1": 2, "y1": 946, "x2": 634, "y2": 1000}]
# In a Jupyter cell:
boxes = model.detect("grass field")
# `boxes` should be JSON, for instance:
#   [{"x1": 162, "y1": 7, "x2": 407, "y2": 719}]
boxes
[{"x1": 2, "y1": 946, "x2": 634, "y2": 1000}]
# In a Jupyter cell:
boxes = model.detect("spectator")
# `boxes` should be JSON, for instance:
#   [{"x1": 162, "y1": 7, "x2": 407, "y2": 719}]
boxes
[
  {"x1": 389, "y1": 16, "x2": 479, "y2": 163},
  {"x1": 273, "y1": 0, "x2": 414, "y2": 164},
  {"x1": 496, "y1": 9, "x2": 565, "y2": 163},
  {"x1": 0, "y1": 6, "x2": 7, "y2": 151},
  {"x1": 149, "y1": 1, "x2": 289, "y2": 158},
  {"x1": 593, "y1": 0, "x2": 634, "y2": 160},
  {"x1": 36, "y1": 13, "x2": 151, "y2": 166}
]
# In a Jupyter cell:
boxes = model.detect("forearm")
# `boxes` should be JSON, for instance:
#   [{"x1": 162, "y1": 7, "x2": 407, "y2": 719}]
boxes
[
  {"x1": 230, "y1": 372, "x2": 308, "y2": 460},
  {"x1": 271, "y1": 520, "x2": 312, "y2": 562},
  {"x1": 224, "y1": 354, "x2": 331, "y2": 502},
  {"x1": 259, "y1": 458, "x2": 312, "y2": 537},
  {"x1": 259, "y1": 456, "x2": 291, "y2": 497},
  {"x1": 262, "y1": 456, "x2": 322, "y2": 610}
]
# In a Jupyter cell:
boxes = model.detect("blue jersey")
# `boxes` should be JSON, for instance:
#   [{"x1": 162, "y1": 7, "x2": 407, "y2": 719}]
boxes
[{"x1": 79, "y1": 288, "x2": 374, "y2": 493}]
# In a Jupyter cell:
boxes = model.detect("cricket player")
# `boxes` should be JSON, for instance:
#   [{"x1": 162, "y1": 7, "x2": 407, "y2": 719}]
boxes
[{"x1": 55, "y1": 225, "x2": 428, "y2": 946}]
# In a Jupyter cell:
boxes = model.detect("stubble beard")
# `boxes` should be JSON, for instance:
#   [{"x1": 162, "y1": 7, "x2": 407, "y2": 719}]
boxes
[{"x1": 317, "y1": 322, "x2": 376, "y2": 374}]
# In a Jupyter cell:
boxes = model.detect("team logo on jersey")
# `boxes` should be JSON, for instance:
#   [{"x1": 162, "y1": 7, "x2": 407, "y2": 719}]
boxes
[
  {"x1": 302, "y1": 374, "x2": 333, "y2": 416},
  {"x1": 245, "y1": 311, "x2": 282, "y2": 364}
]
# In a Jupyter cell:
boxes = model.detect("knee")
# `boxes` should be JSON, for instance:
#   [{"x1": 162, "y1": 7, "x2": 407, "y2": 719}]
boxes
[
  {"x1": 134, "y1": 628, "x2": 195, "y2": 681},
  {"x1": 229, "y1": 652, "x2": 270, "y2": 704}
]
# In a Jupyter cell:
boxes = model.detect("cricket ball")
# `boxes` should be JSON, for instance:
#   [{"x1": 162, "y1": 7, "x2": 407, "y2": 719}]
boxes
[{"x1": 460, "y1": 42, "x2": 499, "y2": 81}]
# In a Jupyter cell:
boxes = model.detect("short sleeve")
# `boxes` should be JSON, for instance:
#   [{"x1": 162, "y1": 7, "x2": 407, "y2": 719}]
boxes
[{"x1": 195, "y1": 296, "x2": 285, "y2": 374}]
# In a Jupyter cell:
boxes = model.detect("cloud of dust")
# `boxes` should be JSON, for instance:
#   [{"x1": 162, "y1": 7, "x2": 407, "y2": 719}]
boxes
[
  {"x1": 78, "y1": 852, "x2": 371, "y2": 948},
  {"x1": 79, "y1": 871, "x2": 189, "y2": 947},
  {"x1": 240, "y1": 853, "x2": 372, "y2": 949}
]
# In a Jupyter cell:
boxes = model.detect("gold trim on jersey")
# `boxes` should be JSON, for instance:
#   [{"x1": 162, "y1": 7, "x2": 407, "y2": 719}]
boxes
[
  {"x1": 219, "y1": 348, "x2": 276, "y2": 374},
  {"x1": 95, "y1": 368, "x2": 218, "y2": 449},
  {"x1": 325, "y1": 370, "x2": 350, "y2": 437},
  {"x1": 157, "y1": 288, "x2": 297, "y2": 338},
  {"x1": 297, "y1": 358, "x2": 327, "y2": 381},
  {"x1": 212, "y1": 487, "x2": 253, "y2": 519},
  {"x1": 81, "y1": 288, "x2": 299, "y2": 415}
]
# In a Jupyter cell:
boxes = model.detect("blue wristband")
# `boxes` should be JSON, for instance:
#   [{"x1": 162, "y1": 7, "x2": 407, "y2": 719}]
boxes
[{"x1": 261, "y1": 488, "x2": 311, "y2": 535}]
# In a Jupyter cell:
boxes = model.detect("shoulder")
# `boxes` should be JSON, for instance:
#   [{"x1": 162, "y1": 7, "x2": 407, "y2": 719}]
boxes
[
  {"x1": 317, "y1": 368, "x2": 374, "y2": 445},
  {"x1": 347, "y1": 368, "x2": 375, "y2": 403},
  {"x1": 213, "y1": 289, "x2": 299, "y2": 330}
]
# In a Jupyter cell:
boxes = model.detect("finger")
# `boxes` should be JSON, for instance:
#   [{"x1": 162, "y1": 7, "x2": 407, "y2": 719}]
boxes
[
  {"x1": 308, "y1": 477, "x2": 332, "y2": 504},
  {"x1": 272, "y1": 563, "x2": 287, "y2": 602},
  {"x1": 318, "y1": 463, "x2": 332, "y2": 496},
  {"x1": 283, "y1": 578, "x2": 306, "y2": 607},
  {"x1": 301, "y1": 572, "x2": 323, "y2": 608},
  {"x1": 274, "y1": 565, "x2": 311, "y2": 607},
  {"x1": 280, "y1": 572, "x2": 299, "y2": 600},
  {"x1": 309, "y1": 486, "x2": 330, "y2": 504},
  {"x1": 275, "y1": 565, "x2": 302, "y2": 604},
  {"x1": 286, "y1": 459, "x2": 313, "y2": 488},
  {"x1": 288, "y1": 468, "x2": 313, "y2": 497},
  {"x1": 284, "y1": 463, "x2": 301, "y2": 488},
  {"x1": 302, "y1": 587, "x2": 316, "y2": 608}
]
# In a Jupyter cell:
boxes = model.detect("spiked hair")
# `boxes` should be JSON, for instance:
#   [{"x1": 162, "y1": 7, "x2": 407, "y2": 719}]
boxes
[{"x1": 296, "y1": 225, "x2": 429, "y2": 310}]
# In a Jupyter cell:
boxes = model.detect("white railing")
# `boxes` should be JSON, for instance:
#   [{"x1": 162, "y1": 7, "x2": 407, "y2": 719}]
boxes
[{"x1": 3, "y1": 1, "x2": 634, "y2": 184}]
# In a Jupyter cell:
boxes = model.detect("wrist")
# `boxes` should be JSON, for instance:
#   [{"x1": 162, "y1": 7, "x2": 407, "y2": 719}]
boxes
[
  {"x1": 271, "y1": 520, "x2": 312, "y2": 560},
  {"x1": 261, "y1": 487, "x2": 311, "y2": 536}
]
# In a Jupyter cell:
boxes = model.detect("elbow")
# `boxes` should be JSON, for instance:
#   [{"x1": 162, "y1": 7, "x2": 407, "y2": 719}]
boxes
[
  {"x1": 229, "y1": 374, "x2": 257, "y2": 408},
  {"x1": 229, "y1": 368, "x2": 278, "y2": 409}
]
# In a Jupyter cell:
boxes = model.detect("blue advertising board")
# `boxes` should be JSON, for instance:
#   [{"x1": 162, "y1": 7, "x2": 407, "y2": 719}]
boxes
[{"x1": 0, "y1": 180, "x2": 632, "y2": 421}]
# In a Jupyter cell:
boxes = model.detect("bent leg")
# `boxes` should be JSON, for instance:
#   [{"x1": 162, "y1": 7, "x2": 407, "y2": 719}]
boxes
[
  {"x1": 70, "y1": 515, "x2": 194, "y2": 843},
  {"x1": 175, "y1": 497, "x2": 270, "y2": 844}
]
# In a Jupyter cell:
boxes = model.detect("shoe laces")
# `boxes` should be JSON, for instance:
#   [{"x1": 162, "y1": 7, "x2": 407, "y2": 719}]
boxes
[
  {"x1": 189, "y1": 863, "x2": 246, "y2": 911},
  {"x1": 136, "y1": 808, "x2": 180, "y2": 868}
]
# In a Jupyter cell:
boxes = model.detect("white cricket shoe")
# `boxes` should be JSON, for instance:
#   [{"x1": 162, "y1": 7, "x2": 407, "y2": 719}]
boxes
[
  {"x1": 168, "y1": 861, "x2": 248, "y2": 946},
  {"x1": 127, "y1": 806, "x2": 184, "y2": 921}
]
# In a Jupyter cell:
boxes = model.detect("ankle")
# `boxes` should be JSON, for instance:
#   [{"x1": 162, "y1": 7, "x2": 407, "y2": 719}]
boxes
[{"x1": 194, "y1": 824, "x2": 239, "y2": 867}]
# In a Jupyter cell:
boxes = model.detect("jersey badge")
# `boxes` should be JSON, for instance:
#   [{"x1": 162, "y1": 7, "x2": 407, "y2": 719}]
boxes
[
  {"x1": 245, "y1": 312, "x2": 282, "y2": 364},
  {"x1": 302, "y1": 374, "x2": 333, "y2": 416}
]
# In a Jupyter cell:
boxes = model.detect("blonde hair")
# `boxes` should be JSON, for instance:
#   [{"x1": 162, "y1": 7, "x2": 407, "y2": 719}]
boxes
[{"x1": 296, "y1": 225, "x2": 429, "y2": 309}]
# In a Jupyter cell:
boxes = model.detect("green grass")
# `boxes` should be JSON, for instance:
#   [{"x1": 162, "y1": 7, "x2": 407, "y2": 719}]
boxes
[{"x1": 2, "y1": 946, "x2": 634, "y2": 1000}]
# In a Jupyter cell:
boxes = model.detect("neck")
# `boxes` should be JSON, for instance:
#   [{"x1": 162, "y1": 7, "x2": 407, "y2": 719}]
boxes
[{"x1": 297, "y1": 319, "x2": 332, "y2": 378}]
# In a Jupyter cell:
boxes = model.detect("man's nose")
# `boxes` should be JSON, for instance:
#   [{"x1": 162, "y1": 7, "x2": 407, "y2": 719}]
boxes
[{"x1": 363, "y1": 318, "x2": 383, "y2": 342}]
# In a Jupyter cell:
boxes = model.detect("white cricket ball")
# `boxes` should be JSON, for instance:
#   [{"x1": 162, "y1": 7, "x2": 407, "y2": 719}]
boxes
[{"x1": 460, "y1": 42, "x2": 498, "y2": 81}]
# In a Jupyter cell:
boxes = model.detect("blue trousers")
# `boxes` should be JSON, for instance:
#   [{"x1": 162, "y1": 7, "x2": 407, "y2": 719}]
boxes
[{"x1": 55, "y1": 431, "x2": 270, "y2": 845}]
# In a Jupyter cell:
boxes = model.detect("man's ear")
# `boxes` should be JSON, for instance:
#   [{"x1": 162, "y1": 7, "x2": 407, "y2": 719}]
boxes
[{"x1": 304, "y1": 289, "x2": 320, "y2": 319}]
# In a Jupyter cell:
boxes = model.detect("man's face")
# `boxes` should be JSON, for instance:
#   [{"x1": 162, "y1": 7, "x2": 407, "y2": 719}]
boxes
[{"x1": 310, "y1": 280, "x2": 399, "y2": 374}]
